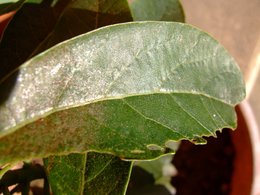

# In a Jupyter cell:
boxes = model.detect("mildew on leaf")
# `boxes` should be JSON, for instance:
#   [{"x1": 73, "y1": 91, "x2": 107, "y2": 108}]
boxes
[{"x1": 0, "y1": 22, "x2": 245, "y2": 164}]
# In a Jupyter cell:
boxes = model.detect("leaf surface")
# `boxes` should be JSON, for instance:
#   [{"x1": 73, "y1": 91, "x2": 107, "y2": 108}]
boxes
[
  {"x1": 41, "y1": 1, "x2": 133, "y2": 193},
  {"x1": 0, "y1": 22, "x2": 245, "y2": 164},
  {"x1": 128, "y1": 0, "x2": 185, "y2": 22},
  {"x1": 0, "y1": 0, "x2": 133, "y2": 79},
  {"x1": 45, "y1": 152, "x2": 132, "y2": 195},
  {"x1": 45, "y1": 154, "x2": 86, "y2": 194},
  {"x1": 31, "y1": 0, "x2": 133, "y2": 55},
  {"x1": 84, "y1": 152, "x2": 132, "y2": 195}
]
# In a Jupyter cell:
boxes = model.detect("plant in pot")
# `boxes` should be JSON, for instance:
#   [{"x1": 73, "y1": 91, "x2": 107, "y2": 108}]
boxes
[{"x1": 0, "y1": 0, "x2": 246, "y2": 194}]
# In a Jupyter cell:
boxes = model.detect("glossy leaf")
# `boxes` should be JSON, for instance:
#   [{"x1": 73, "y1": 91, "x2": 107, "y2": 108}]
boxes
[
  {"x1": 31, "y1": 0, "x2": 133, "y2": 55},
  {"x1": 0, "y1": 22, "x2": 245, "y2": 165},
  {"x1": 0, "y1": 0, "x2": 68, "y2": 79},
  {"x1": 0, "y1": 0, "x2": 133, "y2": 79},
  {"x1": 44, "y1": 152, "x2": 132, "y2": 195},
  {"x1": 128, "y1": 0, "x2": 185, "y2": 22}
]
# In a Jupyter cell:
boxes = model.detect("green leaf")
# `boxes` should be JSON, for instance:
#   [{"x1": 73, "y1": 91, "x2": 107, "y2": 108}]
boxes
[
  {"x1": 84, "y1": 152, "x2": 132, "y2": 194},
  {"x1": 0, "y1": 0, "x2": 133, "y2": 80},
  {"x1": 44, "y1": 153, "x2": 85, "y2": 194},
  {"x1": 0, "y1": 0, "x2": 69, "y2": 79},
  {"x1": 128, "y1": 0, "x2": 185, "y2": 22},
  {"x1": 0, "y1": 22, "x2": 245, "y2": 165},
  {"x1": 39, "y1": 1, "x2": 133, "y2": 193},
  {"x1": 44, "y1": 152, "x2": 132, "y2": 195},
  {"x1": 32, "y1": 0, "x2": 133, "y2": 56}
]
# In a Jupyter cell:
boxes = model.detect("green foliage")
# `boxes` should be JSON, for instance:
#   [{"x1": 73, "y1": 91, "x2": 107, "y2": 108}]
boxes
[
  {"x1": 45, "y1": 153, "x2": 132, "y2": 195},
  {"x1": 128, "y1": 0, "x2": 185, "y2": 22},
  {"x1": 0, "y1": 0, "x2": 245, "y2": 194},
  {"x1": 0, "y1": 21, "x2": 245, "y2": 163}
]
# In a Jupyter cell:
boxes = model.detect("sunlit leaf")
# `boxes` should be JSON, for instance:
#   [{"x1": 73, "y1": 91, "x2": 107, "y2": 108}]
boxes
[{"x1": 0, "y1": 22, "x2": 245, "y2": 165}]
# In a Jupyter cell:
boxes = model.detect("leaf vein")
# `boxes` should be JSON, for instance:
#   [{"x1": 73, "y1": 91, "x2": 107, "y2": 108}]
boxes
[
  {"x1": 85, "y1": 158, "x2": 113, "y2": 183},
  {"x1": 122, "y1": 98, "x2": 186, "y2": 139},
  {"x1": 169, "y1": 94, "x2": 213, "y2": 135}
]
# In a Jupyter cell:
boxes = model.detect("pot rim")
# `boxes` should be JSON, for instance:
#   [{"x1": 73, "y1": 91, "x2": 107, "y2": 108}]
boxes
[{"x1": 239, "y1": 100, "x2": 260, "y2": 195}]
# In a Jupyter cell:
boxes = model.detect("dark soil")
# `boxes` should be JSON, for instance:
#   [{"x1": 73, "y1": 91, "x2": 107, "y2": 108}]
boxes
[{"x1": 171, "y1": 129, "x2": 235, "y2": 195}]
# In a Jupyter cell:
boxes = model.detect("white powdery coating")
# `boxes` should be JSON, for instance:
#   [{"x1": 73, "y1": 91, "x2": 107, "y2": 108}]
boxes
[{"x1": 0, "y1": 22, "x2": 244, "y2": 132}]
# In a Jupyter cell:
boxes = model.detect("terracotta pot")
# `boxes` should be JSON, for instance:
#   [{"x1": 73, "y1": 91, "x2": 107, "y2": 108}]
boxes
[{"x1": 231, "y1": 101, "x2": 260, "y2": 195}]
